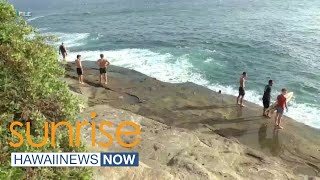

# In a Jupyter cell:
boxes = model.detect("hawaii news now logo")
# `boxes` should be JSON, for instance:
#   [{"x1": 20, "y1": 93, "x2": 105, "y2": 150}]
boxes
[{"x1": 10, "y1": 112, "x2": 140, "y2": 167}]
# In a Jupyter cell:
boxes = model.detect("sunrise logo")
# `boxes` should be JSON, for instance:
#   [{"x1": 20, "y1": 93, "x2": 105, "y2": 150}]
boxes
[{"x1": 10, "y1": 112, "x2": 140, "y2": 167}]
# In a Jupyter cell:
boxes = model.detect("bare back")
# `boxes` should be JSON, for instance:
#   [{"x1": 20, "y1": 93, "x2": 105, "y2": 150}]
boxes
[
  {"x1": 240, "y1": 76, "x2": 245, "y2": 88},
  {"x1": 98, "y1": 58, "x2": 109, "y2": 68}
]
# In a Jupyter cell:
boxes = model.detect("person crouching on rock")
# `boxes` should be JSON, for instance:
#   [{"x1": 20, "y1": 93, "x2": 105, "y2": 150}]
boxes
[
  {"x1": 275, "y1": 88, "x2": 288, "y2": 129},
  {"x1": 97, "y1": 54, "x2": 110, "y2": 85},
  {"x1": 262, "y1": 80, "x2": 273, "y2": 117},
  {"x1": 75, "y1": 54, "x2": 84, "y2": 84}
]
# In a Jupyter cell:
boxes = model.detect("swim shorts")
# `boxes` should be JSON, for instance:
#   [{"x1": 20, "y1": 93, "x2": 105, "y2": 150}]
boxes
[
  {"x1": 276, "y1": 106, "x2": 284, "y2": 114},
  {"x1": 239, "y1": 87, "x2": 245, "y2": 96},
  {"x1": 76, "y1": 68, "x2": 83, "y2": 75},
  {"x1": 263, "y1": 97, "x2": 270, "y2": 108},
  {"x1": 100, "y1": 68, "x2": 107, "y2": 74}
]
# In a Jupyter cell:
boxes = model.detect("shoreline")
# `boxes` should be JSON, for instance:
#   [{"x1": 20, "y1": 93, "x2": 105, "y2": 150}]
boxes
[
  {"x1": 65, "y1": 61, "x2": 320, "y2": 178},
  {"x1": 63, "y1": 56, "x2": 320, "y2": 130}
]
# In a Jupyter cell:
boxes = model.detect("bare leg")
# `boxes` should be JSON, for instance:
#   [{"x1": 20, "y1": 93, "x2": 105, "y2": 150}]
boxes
[
  {"x1": 237, "y1": 95, "x2": 240, "y2": 104},
  {"x1": 80, "y1": 75, "x2": 84, "y2": 84},
  {"x1": 99, "y1": 74, "x2": 103, "y2": 84},
  {"x1": 104, "y1": 73, "x2": 107, "y2": 84},
  {"x1": 78, "y1": 75, "x2": 81, "y2": 83},
  {"x1": 277, "y1": 114, "x2": 283, "y2": 129},
  {"x1": 240, "y1": 96, "x2": 245, "y2": 107},
  {"x1": 264, "y1": 109, "x2": 271, "y2": 117},
  {"x1": 266, "y1": 110, "x2": 271, "y2": 118},
  {"x1": 274, "y1": 113, "x2": 279, "y2": 126},
  {"x1": 267, "y1": 110, "x2": 272, "y2": 118}
]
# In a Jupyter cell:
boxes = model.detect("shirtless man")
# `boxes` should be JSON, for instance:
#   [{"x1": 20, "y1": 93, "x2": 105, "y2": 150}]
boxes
[
  {"x1": 237, "y1": 72, "x2": 247, "y2": 107},
  {"x1": 75, "y1": 55, "x2": 84, "y2": 84},
  {"x1": 59, "y1": 43, "x2": 67, "y2": 60},
  {"x1": 96, "y1": 54, "x2": 110, "y2": 85}
]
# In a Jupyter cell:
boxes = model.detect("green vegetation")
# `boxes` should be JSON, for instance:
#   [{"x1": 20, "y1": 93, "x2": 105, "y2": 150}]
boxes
[{"x1": 0, "y1": 1, "x2": 91, "y2": 179}]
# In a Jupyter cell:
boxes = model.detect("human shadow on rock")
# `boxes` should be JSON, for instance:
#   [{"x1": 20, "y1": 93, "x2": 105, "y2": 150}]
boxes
[{"x1": 258, "y1": 123, "x2": 282, "y2": 156}]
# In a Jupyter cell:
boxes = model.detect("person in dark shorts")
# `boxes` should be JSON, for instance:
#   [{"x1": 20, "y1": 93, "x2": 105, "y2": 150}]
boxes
[
  {"x1": 237, "y1": 72, "x2": 247, "y2": 107},
  {"x1": 75, "y1": 55, "x2": 84, "y2": 84},
  {"x1": 96, "y1": 54, "x2": 110, "y2": 85},
  {"x1": 262, "y1": 80, "x2": 273, "y2": 117},
  {"x1": 100, "y1": 67, "x2": 107, "y2": 74},
  {"x1": 274, "y1": 88, "x2": 288, "y2": 129},
  {"x1": 59, "y1": 43, "x2": 67, "y2": 60}
]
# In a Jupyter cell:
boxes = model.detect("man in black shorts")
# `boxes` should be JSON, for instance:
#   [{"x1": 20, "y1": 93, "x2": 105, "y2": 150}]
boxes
[
  {"x1": 96, "y1": 54, "x2": 110, "y2": 85},
  {"x1": 263, "y1": 80, "x2": 273, "y2": 117},
  {"x1": 75, "y1": 55, "x2": 84, "y2": 84},
  {"x1": 237, "y1": 72, "x2": 247, "y2": 107}
]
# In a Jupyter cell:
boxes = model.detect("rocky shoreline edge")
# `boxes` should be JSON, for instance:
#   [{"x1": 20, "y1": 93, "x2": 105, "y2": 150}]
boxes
[{"x1": 64, "y1": 61, "x2": 320, "y2": 179}]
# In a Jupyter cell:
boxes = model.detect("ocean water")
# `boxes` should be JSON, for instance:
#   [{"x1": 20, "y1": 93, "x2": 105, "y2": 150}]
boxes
[{"x1": 13, "y1": 0, "x2": 320, "y2": 129}]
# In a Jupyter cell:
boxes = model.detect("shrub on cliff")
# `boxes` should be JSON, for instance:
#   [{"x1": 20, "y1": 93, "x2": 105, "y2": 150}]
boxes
[{"x1": 0, "y1": 1, "x2": 91, "y2": 179}]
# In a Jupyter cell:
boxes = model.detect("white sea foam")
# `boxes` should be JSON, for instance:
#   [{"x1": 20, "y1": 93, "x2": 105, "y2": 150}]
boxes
[
  {"x1": 37, "y1": 28, "x2": 49, "y2": 32},
  {"x1": 204, "y1": 58, "x2": 214, "y2": 63},
  {"x1": 27, "y1": 16, "x2": 45, "y2": 22},
  {"x1": 44, "y1": 32, "x2": 90, "y2": 47},
  {"x1": 204, "y1": 49, "x2": 216, "y2": 53},
  {"x1": 67, "y1": 48, "x2": 320, "y2": 129}
]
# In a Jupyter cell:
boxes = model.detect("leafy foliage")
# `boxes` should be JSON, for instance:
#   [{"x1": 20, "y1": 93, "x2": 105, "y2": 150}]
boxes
[{"x1": 0, "y1": 1, "x2": 91, "y2": 179}]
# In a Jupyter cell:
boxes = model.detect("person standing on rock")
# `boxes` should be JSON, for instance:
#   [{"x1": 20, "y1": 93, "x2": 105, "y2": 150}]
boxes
[
  {"x1": 59, "y1": 43, "x2": 67, "y2": 61},
  {"x1": 262, "y1": 80, "x2": 273, "y2": 117},
  {"x1": 97, "y1": 54, "x2": 110, "y2": 85},
  {"x1": 274, "y1": 88, "x2": 288, "y2": 129},
  {"x1": 237, "y1": 72, "x2": 247, "y2": 107},
  {"x1": 75, "y1": 54, "x2": 84, "y2": 84}
]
